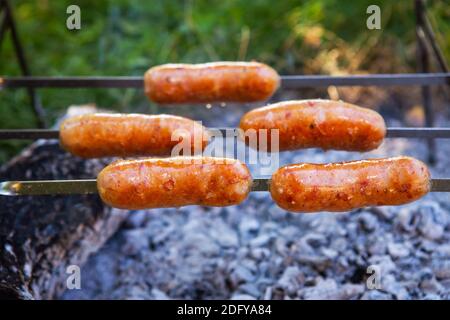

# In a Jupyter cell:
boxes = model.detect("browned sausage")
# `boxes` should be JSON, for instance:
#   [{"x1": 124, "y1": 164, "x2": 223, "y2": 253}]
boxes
[
  {"x1": 144, "y1": 62, "x2": 280, "y2": 104},
  {"x1": 270, "y1": 157, "x2": 430, "y2": 213},
  {"x1": 239, "y1": 99, "x2": 386, "y2": 152},
  {"x1": 59, "y1": 113, "x2": 209, "y2": 158},
  {"x1": 97, "y1": 157, "x2": 252, "y2": 209}
]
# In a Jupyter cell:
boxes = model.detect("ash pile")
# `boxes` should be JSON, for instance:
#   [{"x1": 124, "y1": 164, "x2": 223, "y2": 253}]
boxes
[{"x1": 60, "y1": 101, "x2": 450, "y2": 300}]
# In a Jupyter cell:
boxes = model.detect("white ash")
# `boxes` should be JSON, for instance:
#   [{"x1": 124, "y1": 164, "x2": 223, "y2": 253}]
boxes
[{"x1": 62, "y1": 108, "x2": 450, "y2": 300}]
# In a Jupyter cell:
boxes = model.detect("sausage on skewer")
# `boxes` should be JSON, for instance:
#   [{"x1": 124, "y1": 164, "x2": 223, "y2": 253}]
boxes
[
  {"x1": 239, "y1": 99, "x2": 386, "y2": 152},
  {"x1": 97, "y1": 157, "x2": 252, "y2": 210},
  {"x1": 270, "y1": 156, "x2": 430, "y2": 212},
  {"x1": 60, "y1": 113, "x2": 209, "y2": 158},
  {"x1": 145, "y1": 62, "x2": 280, "y2": 104}
]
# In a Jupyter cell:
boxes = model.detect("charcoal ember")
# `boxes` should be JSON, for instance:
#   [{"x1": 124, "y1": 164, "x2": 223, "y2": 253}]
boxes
[
  {"x1": 368, "y1": 255, "x2": 397, "y2": 275},
  {"x1": 228, "y1": 265, "x2": 256, "y2": 288},
  {"x1": 268, "y1": 204, "x2": 288, "y2": 220},
  {"x1": 369, "y1": 207, "x2": 394, "y2": 221},
  {"x1": 381, "y1": 275, "x2": 410, "y2": 299},
  {"x1": 309, "y1": 214, "x2": 346, "y2": 236},
  {"x1": 439, "y1": 279, "x2": 450, "y2": 290},
  {"x1": 419, "y1": 275, "x2": 444, "y2": 295},
  {"x1": 358, "y1": 212, "x2": 379, "y2": 232},
  {"x1": 238, "y1": 283, "x2": 261, "y2": 297},
  {"x1": 361, "y1": 290, "x2": 393, "y2": 300},
  {"x1": 366, "y1": 235, "x2": 388, "y2": 256},
  {"x1": 298, "y1": 279, "x2": 338, "y2": 300},
  {"x1": 231, "y1": 293, "x2": 256, "y2": 300},
  {"x1": 298, "y1": 278, "x2": 364, "y2": 300},
  {"x1": 276, "y1": 266, "x2": 304, "y2": 295},
  {"x1": 321, "y1": 248, "x2": 338, "y2": 259},
  {"x1": 263, "y1": 287, "x2": 272, "y2": 300},
  {"x1": 396, "y1": 202, "x2": 447, "y2": 240},
  {"x1": 330, "y1": 237, "x2": 348, "y2": 253},
  {"x1": 296, "y1": 255, "x2": 331, "y2": 271},
  {"x1": 250, "y1": 234, "x2": 272, "y2": 247},
  {"x1": 423, "y1": 294, "x2": 441, "y2": 300},
  {"x1": 250, "y1": 248, "x2": 270, "y2": 260},
  {"x1": 337, "y1": 284, "x2": 365, "y2": 299},
  {"x1": 122, "y1": 229, "x2": 149, "y2": 256},
  {"x1": 297, "y1": 233, "x2": 327, "y2": 252},
  {"x1": 239, "y1": 217, "x2": 260, "y2": 236},
  {"x1": 387, "y1": 242, "x2": 410, "y2": 259},
  {"x1": 122, "y1": 211, "x2": 150, "y2": 229},
  {"x1": 112, "y1": 285, "x2": 152, "y2": 300},
  {"x1": 434, "y1": 244, "x2": 450, "y2": 257},
  {"x1": 432, "y1": 260, "x2": 450, "y2": 280},
  {"x1": 151, "y1": 288, "x2": 170, "y2": 300},
  {"x1": 208, "y1": 220, "x2": 239, "y2": 248}
]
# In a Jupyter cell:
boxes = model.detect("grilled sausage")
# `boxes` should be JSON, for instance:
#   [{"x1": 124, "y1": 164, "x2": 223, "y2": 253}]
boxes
[
  {"x1": 97, "y1": 157, "x2": 252, "y2": 209},
  {"x1": 60, "y1": 113, "x2": 209, "y2": 158},
  {"x1": 239, "y1": 99, "x2": 386, "y2": 152},
  {"x1": 270, "y1": 157, "x2": 430, "y2": 213},
  {"x1": 144, "y1": 62, "x2": 280, "y2": 104}
]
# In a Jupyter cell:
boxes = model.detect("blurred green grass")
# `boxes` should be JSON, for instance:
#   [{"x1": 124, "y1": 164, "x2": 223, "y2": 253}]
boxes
[{"x1": 0, "y1": 0, "x2": 448, "y2": 162}]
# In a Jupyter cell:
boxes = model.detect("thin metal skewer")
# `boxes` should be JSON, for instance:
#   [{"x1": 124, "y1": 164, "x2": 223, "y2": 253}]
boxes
[
  {"x1": 1, "y1": 177, "x2": 449, "y2": 196},
  {"x1": 384, "y1": 128, "x2": 450, "y2": 138},
  {"x1": 1, "y1": 73, "x2": 449, "y2": 89},
  {"x1": 0, "y1": 129, "x2": 60, "y2": 139},
  {"x1": 0, "y1": 179, "x2": 98, "y2": 195},
  {"x1": 0, "y1": 127, "x2": 450, "y2": 140}
]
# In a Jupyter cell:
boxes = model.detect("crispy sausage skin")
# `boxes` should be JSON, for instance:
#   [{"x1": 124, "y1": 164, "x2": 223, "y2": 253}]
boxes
[
  {"x1": 239, "y1": 99, "x2": 386, "y2": 152},
  {"x1": 60, "y1": 113, "x2": 209, "y2": 158},
  {"x1": 97, "y1": 157, "x2": 252, "y2": 209},
  {"x1": 270, "y1": 157, "x2": 430, "y2": 213},
  {"x1": 144, "y1": 62, "x2": 280, "y2": 104}
]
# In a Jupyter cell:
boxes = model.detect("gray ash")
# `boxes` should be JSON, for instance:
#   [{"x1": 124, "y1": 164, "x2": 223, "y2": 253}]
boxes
[{"x1": 62, "y1": 110, "x2": 450, "y2": 300}]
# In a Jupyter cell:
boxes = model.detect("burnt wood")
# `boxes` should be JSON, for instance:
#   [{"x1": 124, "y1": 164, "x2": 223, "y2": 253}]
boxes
[{"x1": 0, "y1": 140, "x2": 128, "y2": 299}]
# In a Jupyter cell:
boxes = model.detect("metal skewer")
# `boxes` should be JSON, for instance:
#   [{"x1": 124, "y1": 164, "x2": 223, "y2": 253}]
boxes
[
  {"x1": 0, "y1": 179, "x2": 98, "y2": 195},
  {"x1": 0, "y1": 127, "x2": 450, "y2": 140},
  {"x1": 0, "y1": 129, "x2": 60, "y2": 139},
  {"x1": 1, "y1": 73, "x2": 449, "y2": 88},
  {"x1": 1, "y1": 178, "x2": 449, "y2": 196}
]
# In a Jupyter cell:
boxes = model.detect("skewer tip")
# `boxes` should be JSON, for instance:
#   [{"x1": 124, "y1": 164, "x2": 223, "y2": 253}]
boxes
[{"x1": 0, "y1": 181, "x2": 21, "y2": 196}]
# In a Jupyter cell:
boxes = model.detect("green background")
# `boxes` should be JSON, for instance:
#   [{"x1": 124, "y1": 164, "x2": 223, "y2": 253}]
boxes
[{"x1": 0, "y1": 0, "x2": 448, "y2": 162}]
